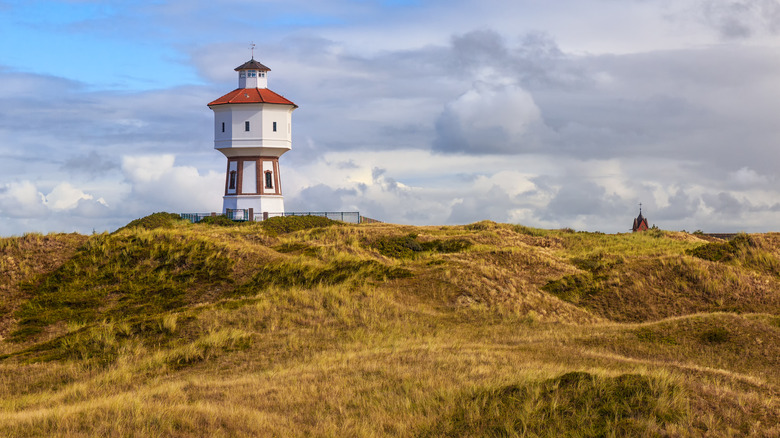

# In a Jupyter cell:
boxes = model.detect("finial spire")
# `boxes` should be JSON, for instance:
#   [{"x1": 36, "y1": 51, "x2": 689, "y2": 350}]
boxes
[
  {"x1": 249, "y1": 41, "x2": 256, "y2": 60},
  {"x1": 639, "y1": 202, "x2": 643, "y2": 214}
]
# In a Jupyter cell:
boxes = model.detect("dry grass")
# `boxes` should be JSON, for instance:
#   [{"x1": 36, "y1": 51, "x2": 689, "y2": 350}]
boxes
[{"x1": 0, "y1": 217, "x2": 777, "y2": 436}]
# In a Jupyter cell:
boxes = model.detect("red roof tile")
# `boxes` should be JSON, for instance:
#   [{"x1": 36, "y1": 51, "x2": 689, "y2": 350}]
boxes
[{"x1": 208, "y1": 88, "x2": 297, "y2": 107}]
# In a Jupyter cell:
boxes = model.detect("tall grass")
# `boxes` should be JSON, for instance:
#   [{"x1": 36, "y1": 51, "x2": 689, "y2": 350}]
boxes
[{"x1": 0, "y1": 217, "x2": 778, "y2": 436}]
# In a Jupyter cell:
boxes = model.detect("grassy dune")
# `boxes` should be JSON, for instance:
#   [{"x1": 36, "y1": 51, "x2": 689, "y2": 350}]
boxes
[{"x1": 0, "y1": 215, "x2": 778, "y2": 436}]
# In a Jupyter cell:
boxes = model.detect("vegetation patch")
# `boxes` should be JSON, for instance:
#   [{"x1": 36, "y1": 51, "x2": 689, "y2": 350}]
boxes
[
  {"x1": 259, "y1": 215, "x2": 341, "y2": 236},
  {"x1": 116, "y1": 212, "x2": 189, "y2": 231},
  {"x1": 10, "y1": 231, "x2": 234, "y2": 341},
  {"x1": 165, "y1": 328, "x2": 251, "y2": 368},
  {"x1": 369, "y1": 233, "x2": 472, "y2": 259},
  {"x1": 699, "y1": 327, "x2": 730, "y2": 344},
  {"x1": 430, "y1": 371, "x2": 686, "y2": 437},
  {"x1": 542, "y1": 273, "x2": 600, "y2": 304},
  {"x1": 236, "y1": 259, "x2": 412, "y2": 294},
  {"x1": 634, "y1": 326, "x2": 679, "y2": 345},
  {"x1": 272, "y1": 242, "x2": 312, "y2": 254},
  {"x1": 197, "y1": 215, "x2": 243, "y2": 226},
  {"x1": 686, "y1": 234, "x2": 752, "y2": 262}
]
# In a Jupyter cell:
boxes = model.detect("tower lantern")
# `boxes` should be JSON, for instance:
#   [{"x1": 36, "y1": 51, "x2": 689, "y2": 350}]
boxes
[{"x1": 208, "y1": 57, "x2": 297, "y2": 217}]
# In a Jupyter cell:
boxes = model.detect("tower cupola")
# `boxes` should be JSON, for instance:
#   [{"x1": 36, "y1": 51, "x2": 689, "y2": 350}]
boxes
[{"x1": 235, "y1": 58, "x2": 270, "y2": 89}]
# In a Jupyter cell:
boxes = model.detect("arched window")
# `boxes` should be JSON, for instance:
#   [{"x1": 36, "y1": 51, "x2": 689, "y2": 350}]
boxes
[
  {"x1": 265, "y1": 171, "x2": 273, "y2": 189},
  {"x1": 229, "y1": 171, "x2": 237, "y2": 190}
]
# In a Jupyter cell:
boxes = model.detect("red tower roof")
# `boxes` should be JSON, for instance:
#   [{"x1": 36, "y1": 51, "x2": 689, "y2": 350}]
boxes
[{"x1": 208, "y1": 88, "x2": 297, "y2": 107}]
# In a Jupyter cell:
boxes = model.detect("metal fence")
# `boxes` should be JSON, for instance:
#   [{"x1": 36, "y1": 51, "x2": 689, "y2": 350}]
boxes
[
  {"x1": 271, "y1": 211, "x2": 361, "y2": 224},
  {"x1": 180, "y1": 211, "x2": 364, "y2": 224}
]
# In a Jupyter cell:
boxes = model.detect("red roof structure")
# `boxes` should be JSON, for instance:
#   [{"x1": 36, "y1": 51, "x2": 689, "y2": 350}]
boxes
[
  {"x1": 632, "y1": 207, "x2": 649, "y2": 232},
  {"x1": 208, "y1": 88, "x2": 297, "y2": 107},
  {"x1": 234, "y1": 59, "x2": 271, "y2": 72}
]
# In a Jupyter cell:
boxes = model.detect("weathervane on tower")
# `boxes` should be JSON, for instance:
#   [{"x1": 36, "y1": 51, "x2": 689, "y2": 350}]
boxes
[{"x1": 249, "y1": 42, "x2": 256, "y2": 59}]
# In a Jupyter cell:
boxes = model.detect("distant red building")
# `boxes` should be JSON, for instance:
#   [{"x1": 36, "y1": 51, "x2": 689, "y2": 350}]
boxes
[{"x1": 632, "y1": 206, "x2": 649, "y2": 232}]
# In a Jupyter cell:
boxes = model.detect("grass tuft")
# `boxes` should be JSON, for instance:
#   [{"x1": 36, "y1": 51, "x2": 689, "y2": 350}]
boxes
[{"x1": 429, "y1": 372, "x2": 687, "y2": 437}]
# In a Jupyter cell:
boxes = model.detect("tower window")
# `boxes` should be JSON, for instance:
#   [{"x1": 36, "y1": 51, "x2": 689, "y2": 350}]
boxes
[
  {"x1": 229, "y1": 171, "x2": 237, "y2": 190},
  {"x1": 260, "y1": 72, "x2": 265, "y2": 77},
  {"x1": 245, "y1": 121, "x2": 250, "y2": 131},
  {"x1": 265, "y1": 171, "x2": 273, "y2": 189},
  {"x1": 221, "y1": 122, "x2": 225, "y2": 133},
  {"x1": 248, "y1": 70, "x2": 257, "y2": 78},
  {"x1": 273, "y1": 122, "x2": 277, "y2": 132}
]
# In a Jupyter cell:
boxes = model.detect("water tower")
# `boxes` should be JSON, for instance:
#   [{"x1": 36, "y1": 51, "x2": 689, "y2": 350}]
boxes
[{"x1": 207, "y1": 57, "x2": 297, "y2": 217}]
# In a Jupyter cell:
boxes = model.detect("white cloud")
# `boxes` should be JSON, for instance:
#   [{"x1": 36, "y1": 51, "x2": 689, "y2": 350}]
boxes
[
  {"x1": 121, "y1": 154, "x2": 224, "y2": 215},
  {"x1": 0, "y1": 181, "x2": 47, "y2": 218},
  {"x1": 44, "y1": 183, "x2": 94, "y2": 211},
  {"x1": 122, "y1": 155, "x2": 177, "y2": 183}
]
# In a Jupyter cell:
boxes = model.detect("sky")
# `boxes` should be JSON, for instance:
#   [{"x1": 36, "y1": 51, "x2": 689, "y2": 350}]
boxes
[{"x1": 1, "y1": 0, "x2": 780, "y2": 235}]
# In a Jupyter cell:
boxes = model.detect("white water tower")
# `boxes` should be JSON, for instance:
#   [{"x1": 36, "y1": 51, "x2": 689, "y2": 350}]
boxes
[{"x1": 208, "y1": 57, "x2": 297, "y2": 217}]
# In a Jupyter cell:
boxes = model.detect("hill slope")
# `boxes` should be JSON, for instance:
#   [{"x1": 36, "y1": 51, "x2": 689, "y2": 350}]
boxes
[{"x1": 0, "y1": 217, "x2": 778, "y2": 436}]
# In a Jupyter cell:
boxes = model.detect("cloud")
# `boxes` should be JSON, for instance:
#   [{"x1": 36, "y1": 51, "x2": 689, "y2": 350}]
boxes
[
  {"x1": 699, "y1": 0, "x2": 780, "y2": 39},
  {"x1": 120, "y1": 154, "x2": 223, "y2": 215},
  {"x1": 122, "y1": 155, "x2": 177, "y2": 183},
  {"x1": 44, "y1": 183, "x2": 94, "y2": 211},
  {"x1": 433, "y1": 82, "x2": 544, "y2": 154},
  {"x1": 286, "y1": 184, "x2": 358, "y2": 212},
  {"x1": 0, "y1": 181, "x2": 48, "y2": 218},
  {"x1": 62, "y1": 151, "x2": 119, "y2": 175}
]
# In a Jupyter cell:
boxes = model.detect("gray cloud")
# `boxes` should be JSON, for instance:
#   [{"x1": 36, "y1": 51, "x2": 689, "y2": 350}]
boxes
[
  {"x1": 285, "y1": 184, "x2": 358, "y2": 212},
  {"x1": 700, "y1": 0, "x2": 780, "y2": 39}
]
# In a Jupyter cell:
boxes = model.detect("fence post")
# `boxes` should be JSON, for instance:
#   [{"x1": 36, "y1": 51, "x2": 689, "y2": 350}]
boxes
[
  {"x1": 248, "y1": 208, "x2": 254, "y2": 222},
  {"x1": 263, "y1": 211, "x2": 269, "y2": 221}
]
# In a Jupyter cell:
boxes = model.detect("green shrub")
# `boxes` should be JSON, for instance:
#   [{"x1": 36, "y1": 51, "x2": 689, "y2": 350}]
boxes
[
  {"x1": 197, "y1": 215, "x2": 241, "y2": 227},
  {"x1": 687, "y1": 234, "x2": 752, "y2": 262},
  {"x1": 542, "y1": 274, "x2": 600, "y2": 304},
  {"x1": 420, "y1": 239, "x2": 472, "y2": 253},
  {"x1": 370, "y1": 234, "x2": 472, "y2": 258},
  {"x1": 370, "y1": 235, "x2": 423, "y2": 259},
  {"x1": 117, "y1": 212, "x2": 188, "y2": 231},
  {"x1": 260, "y1": 215, "x2": 340, "y2": 236}
]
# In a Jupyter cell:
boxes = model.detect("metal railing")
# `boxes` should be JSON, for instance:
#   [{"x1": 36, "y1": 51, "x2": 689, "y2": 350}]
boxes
[
  {"x1": 271, "y1": 211, "x2": 361, "y2": 224},
  {"x1": 180, "y1": 211, "x2": 365, "y2": 224}
]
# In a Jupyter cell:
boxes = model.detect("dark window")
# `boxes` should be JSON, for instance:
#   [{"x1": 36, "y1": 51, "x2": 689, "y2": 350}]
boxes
[
  {"x1": 273, "y1": 122, "x2": 277, "y2": 132},
  {"x1": 221, "y1": 122, "x2": 225, "y2": 133},
  {"x1": 229, "y1": 171, "x2": 237, "y2": 190},
  {"x1": 245, "y1": 121, "x2": 250, "y2": 131},
  {"x1": 265, "y1": 172, "x2": 273, "y2": 189}
]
